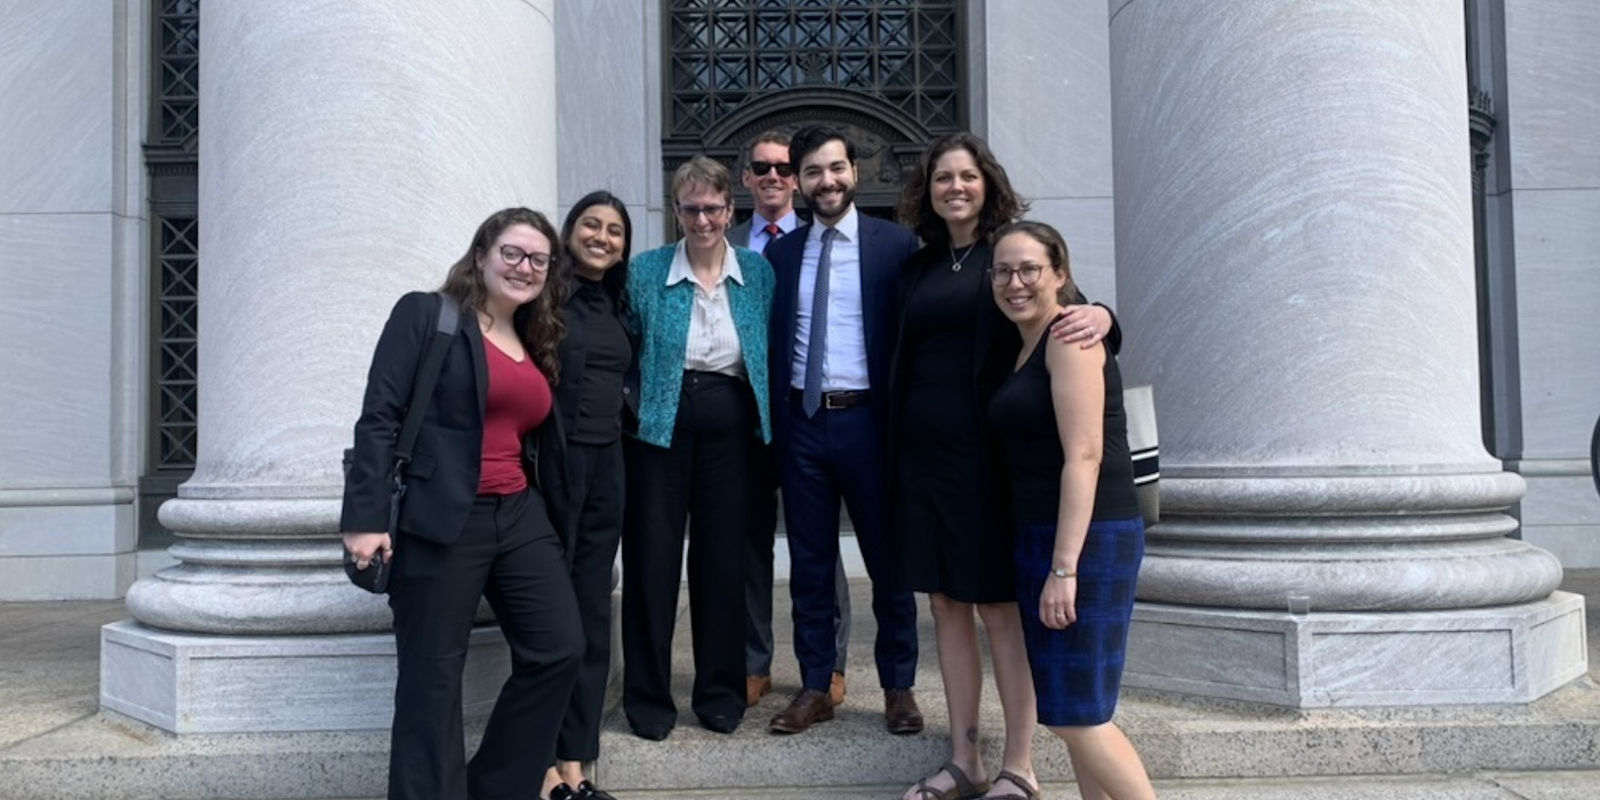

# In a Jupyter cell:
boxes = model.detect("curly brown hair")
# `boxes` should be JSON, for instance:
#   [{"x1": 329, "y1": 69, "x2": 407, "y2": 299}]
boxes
[
  {"x1": 439, "y1": 207, "x2": 568, "y2": 384},
  {"x1": 896, "y1": 132, "x2": 1028, "y2": 245}
]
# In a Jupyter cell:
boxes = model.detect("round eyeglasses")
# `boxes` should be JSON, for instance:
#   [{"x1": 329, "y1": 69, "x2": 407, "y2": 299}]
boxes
[
  {"x1": 499, "y1": 245, "x2": 551, "y2": 271},
  {"x1": 987, "y1": 264, "x2": 1044, "y2": 287}
]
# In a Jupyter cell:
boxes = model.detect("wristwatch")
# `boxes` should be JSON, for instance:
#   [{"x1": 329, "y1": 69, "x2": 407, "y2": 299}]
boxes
[{"x1": 1051, "y1": 567, "x2": 1077, "y2": 579}]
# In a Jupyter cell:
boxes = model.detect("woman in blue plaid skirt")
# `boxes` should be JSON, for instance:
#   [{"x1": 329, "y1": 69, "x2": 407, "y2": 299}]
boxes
[{"x1": 985, "y1": 221, "x2": 1156, "y2": 800}]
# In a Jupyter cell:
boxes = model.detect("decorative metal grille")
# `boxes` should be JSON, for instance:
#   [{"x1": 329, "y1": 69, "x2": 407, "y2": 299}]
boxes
[
  {"x1": 666, "y1": 1, "x2": 963, "y2": 140},
  {"x1": 663, "y1": 0, "x2": 965, "y2": 221},
  {"x1": 146, "y1": 0, "x2": 200, "y2": 477},
  {"x1": 142, "y1": 0, "x2": 200, "y2": 544},
  {"x1": 154, "y1": 216, "x2": 199, "y2": 469},
  {"x1": 153, "y1": 0, "x2": 200, "y2": 150}
]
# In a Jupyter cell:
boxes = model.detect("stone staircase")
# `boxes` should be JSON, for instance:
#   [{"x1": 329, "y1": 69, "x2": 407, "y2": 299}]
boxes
[{"x1": 4, "y1": 576, "x2": 1600, "y2": 799}]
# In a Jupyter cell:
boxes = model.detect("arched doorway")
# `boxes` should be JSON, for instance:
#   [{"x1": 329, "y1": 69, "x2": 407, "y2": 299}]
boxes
[{"x1": 661, "y1": 0, "x2": 967, "y2": 228}]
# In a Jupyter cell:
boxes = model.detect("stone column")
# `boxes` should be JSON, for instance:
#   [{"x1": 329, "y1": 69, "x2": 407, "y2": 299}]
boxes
[
  {"x1": 0, "y1": 0, "x2": 144, "y2": 600},
  {"x1": 1107, "y1": 0, "x2": 1587, "y2": 706},
  {"x1": 101, "y1": 0, "x2": 558, "y2": 733}
]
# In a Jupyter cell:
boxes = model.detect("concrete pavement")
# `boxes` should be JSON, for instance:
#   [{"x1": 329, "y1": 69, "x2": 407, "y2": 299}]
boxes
[{"x1": 1, "y1": 571, "x2": 1596, "y2": 798}]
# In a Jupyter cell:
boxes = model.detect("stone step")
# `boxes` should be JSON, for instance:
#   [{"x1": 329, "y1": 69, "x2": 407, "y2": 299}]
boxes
[
  {"x1": 4, "y1": 579, "x2": 1598, "y2": 799},
  {"x1": 590, "y1": 580, "x2": 1600, "y2": 792},
  {"x1": 592, "y1": 679, "x2": 1600, "y2": 793}
]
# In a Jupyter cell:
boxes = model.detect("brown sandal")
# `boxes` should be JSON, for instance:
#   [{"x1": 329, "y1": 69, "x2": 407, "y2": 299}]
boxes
[
  {"x1": 983, "y1": 769, "x2": 1040, "y2": 800},
  {"x1": 911, "y1": 761, "x2": 990, "y2": 800}
]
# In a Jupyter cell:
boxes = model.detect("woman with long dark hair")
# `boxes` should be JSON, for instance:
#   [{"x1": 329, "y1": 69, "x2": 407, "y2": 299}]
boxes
[
  {"x1": 543, "y1": 191, "x2": 634, "y2": 800},
  {"x1": 342, "y1": 207, "x2": 581, "y2": 800},
  {"x1": 892, "y1": 134, "x2": 1116, "y2": 800}
]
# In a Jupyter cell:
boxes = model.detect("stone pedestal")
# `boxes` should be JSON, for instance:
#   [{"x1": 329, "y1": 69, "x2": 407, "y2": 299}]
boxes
[
  {"x1": 101, "y1": 621, "x2": 511, "y2": 734},
  {"x1": 1107, "y1": 1, "x2": 1586, "y2": 704},
  {"x1": 100, "y1": 0, "x2": 557, "y2": 733},
  {"x1": 1127, "y1": 593, "x2": 1587, "y2": 707}
]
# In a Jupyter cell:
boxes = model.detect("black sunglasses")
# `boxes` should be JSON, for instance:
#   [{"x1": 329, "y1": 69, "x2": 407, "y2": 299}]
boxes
[{"x1": 749, "y1": 160, "x2": 794, "y2": 178}]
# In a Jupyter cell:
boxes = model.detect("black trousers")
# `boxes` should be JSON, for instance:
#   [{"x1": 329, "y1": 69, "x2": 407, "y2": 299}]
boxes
[
  {"x1": 387, "y1": 489, "x2": 582, "y2": 800},
  {"x1": 555, "y1": 439, "x2": 625, "y2": 762},
  {"x1": 621, "y1": 371, "x2": 755, "y2": 732}
]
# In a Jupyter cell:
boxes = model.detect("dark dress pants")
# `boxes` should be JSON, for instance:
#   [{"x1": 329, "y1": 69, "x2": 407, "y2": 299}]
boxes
[
  {"x1": 386, "y1": 488, "x2": 582, "y2": 800},
  {"x1": 622, "y1": 371, "x2": 754, "y2": 733},
  {"x1": 555, "y1": 440, "x2": 625, "y2": 762},
  {"x1": 781, "y1": 398, "x2": 918, "y2": 692},
  {"x1": 744, "y1": 447, "x2": 852, "y2": 676}
]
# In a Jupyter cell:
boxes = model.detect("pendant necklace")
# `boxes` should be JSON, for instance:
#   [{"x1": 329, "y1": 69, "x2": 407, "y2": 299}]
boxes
[{"x1": 950, "y1": 241, "x2": 978, "y2": 272}]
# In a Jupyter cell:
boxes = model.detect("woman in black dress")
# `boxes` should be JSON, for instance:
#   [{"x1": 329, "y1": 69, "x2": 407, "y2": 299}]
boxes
[
  {"x1": 892, "y1": 134, "x2": 1115, "y2": 800},
  {"x1": 986, "y1": 221, "x2": 1154, "y2": 800},
  {"x1": 542, "y1": 191, "x2": 634, "y2": 800}
]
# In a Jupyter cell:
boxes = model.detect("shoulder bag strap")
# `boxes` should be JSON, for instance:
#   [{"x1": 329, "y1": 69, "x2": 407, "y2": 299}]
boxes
[{"x1": 393, "y1": 292, "x2": 461, "y2": 469}]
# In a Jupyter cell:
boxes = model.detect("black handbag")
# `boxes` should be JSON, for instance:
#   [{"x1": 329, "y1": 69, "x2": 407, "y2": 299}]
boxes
[{"x1": 344, "y1": 292, "x2": 461, "y2": 592}]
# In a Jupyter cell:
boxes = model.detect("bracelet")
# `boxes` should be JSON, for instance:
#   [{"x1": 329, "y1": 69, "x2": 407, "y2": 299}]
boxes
[{"x1": 1051, "y1": 567, "x2": 1077, "y2": 579}]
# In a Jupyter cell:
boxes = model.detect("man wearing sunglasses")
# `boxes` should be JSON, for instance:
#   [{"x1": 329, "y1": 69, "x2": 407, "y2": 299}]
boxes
[
  {"x1": 727, "y1": 131, "x2": 803, "y2": 256},
  {"x1": 727, "y1": 132, "x2": 853, "y2": 714}
]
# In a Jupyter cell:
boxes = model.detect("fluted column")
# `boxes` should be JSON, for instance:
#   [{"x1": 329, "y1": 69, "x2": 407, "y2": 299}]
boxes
[
  {"x1": 102, "y1": 0, "x2": 557, "y2": 733},
  {"x1": 1108, "y1": 0, "x2": 1586, "y2": 705}
]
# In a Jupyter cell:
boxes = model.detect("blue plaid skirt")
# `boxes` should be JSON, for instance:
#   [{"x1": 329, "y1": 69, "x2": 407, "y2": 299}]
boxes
[{"x1": 1014, "y1": 517, "x2": 1144, "y2": 726}]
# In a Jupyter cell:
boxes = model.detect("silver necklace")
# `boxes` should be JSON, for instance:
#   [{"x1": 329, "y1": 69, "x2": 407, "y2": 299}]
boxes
[{"x1": 950, "y1": 241, "x2": 977, "y2": 272}]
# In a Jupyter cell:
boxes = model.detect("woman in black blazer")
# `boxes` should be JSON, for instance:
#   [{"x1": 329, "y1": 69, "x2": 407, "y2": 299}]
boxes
[
  {"x1": 342, "y1": 207, "x2": 582, "y2": 800},
  {"x1": 544, "y1": 191, "x2": 634, "y2": 800}
]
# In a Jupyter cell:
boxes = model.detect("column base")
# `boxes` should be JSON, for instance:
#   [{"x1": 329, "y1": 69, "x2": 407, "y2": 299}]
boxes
[
  {"x1": 99, "y1": 620, "x2": 510, "y2": 734},
  {"x1": 1124, "y1": 592, "x2": 1588, "y2": 707}
]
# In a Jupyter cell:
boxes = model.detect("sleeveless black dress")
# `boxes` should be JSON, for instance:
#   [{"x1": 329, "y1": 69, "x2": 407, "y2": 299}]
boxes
[{"x1": 893, "y1": 242, "x2": 1015, "y2": 604}]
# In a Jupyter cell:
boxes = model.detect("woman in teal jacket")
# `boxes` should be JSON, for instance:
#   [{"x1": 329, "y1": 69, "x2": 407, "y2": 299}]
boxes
[{"x1": 620, "y1": 155, "x2": 774, "y2": 740}]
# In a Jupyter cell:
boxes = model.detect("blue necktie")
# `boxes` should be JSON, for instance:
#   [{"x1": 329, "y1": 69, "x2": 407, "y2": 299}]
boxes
[{"x1": 802, "y1": 227, "x2": 838, "y2": 417}]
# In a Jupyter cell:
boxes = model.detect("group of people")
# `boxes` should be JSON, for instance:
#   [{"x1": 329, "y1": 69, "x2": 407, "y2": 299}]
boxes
[{"x1": 341, "y1": 126, "x2": 1157, "y2": 800}]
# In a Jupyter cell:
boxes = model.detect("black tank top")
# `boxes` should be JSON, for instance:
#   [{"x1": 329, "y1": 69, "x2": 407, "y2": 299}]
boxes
[{"x1": 985, "y1": 326, "x2": 1142, "y2": 525}]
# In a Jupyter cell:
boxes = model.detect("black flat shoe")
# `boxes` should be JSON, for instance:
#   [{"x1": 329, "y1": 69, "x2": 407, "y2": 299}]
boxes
[
  {"x1": 629, "y1": 722, "x2": 672, "y2": 741},
  {"x1": 576, "y1": 780, "x2": 617, "y2": 800},
  {"x1": 697, "y1": 713, "x2": 740, "y2": 734},
  {"x1": 547, "y1": 784, "x2": 577, "y2": 800}
]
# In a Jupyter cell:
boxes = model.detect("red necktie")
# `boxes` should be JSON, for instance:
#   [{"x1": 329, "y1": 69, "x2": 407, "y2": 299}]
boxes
[{"x1": 764, "y1": 223, "x2": 782, "y2": 237}]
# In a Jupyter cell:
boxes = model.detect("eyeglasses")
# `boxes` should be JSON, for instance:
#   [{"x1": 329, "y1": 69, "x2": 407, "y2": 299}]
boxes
[
  {"x1": 499, "y1": 244, "x2": 551, "y2": 271},
  {"x1": 987, "y1": 264, "x2": 1044, "y2": 287},
  {"x1": 749, "y1": 160, "x2": 794, "y2": 178},
  {"x1": 676, "y1": 203, "x2": 729, "y2": 219}
]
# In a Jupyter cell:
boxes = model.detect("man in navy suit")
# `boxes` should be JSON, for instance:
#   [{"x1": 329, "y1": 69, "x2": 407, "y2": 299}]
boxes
[
  {"x1": 728, "y1": 131, "x2": 854, "y2": 712},
  {"x1": 764, "y1": 125, "x2": 922, "y2": 735}
]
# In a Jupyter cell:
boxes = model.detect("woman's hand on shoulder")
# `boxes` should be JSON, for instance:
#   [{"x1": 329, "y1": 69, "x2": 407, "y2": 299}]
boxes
[{"x1": 1049, "y1": 304, "x2": 1113, "y2": 349}]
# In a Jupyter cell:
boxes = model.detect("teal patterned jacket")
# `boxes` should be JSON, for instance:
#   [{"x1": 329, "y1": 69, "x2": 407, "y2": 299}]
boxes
[{"x1": 624, "y1": 242, "x2": 774, "y2": 448}]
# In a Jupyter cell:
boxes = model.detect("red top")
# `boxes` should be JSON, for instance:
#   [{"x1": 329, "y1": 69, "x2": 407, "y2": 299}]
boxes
[{"x1": 477, "y1": 339, "x2": 552, "y2": 495}]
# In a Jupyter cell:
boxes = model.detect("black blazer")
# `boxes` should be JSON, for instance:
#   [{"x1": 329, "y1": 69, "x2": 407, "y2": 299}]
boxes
[
  {"x1": 764, "y1": 211, "x2": 920, "y2": 462},
  {"x1": 341, "y1": 291, "x2": 573, "y2": 556}
]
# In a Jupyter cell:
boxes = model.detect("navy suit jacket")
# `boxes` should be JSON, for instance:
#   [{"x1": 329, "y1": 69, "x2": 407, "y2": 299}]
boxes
[
  {"x1": 341, "y1": 291, "x2": 573, "y2": 555},
  {"x1": 764, "y1": 211, "x2": 919, "y2": 463}
]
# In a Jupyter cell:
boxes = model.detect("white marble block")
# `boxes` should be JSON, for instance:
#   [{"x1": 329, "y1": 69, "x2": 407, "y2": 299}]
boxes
[
  {"x1": 100, "y1": 620, "x2": 512, "y2": 734},
  {"x1": 1125, "y1": 592, "x2": 1588, "y2": 707}
]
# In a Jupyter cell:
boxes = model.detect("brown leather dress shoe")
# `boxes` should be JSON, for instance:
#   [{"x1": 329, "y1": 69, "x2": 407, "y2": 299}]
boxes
[
  {"x1": 828, "y1": 670, "x2": 846, "y2": 707},
  {"x1": 769, "y1": 687, "x2": 834, "y2": 734},
  {"x1": 746, "y1": 674, "x2": 772, "y2": 707},
  {"x1": 884, "y1": 687, "x2": 924, "y2": 734}
]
